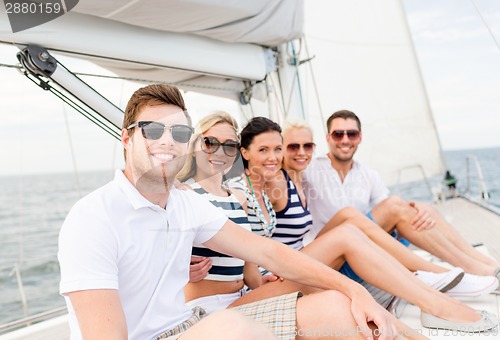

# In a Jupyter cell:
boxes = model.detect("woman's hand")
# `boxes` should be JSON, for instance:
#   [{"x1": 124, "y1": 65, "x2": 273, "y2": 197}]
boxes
[{"x1": 188, "y1": 256, "x2": 211, "y2": 283}]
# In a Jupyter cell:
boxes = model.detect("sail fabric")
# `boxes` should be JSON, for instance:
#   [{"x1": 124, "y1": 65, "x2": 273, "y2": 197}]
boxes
[
  {"x1": 301, "y1": 0, "x2": 444, "y2": 184},
  {"x1": 0, "y1": 0, "x2": 304, "y2": 100},
  {"x1": 0, "y1": 0, "x2": 444, "y2": 183},
  {"x1": 72, "y1": 0, "x2": 304, "y2": 47}
]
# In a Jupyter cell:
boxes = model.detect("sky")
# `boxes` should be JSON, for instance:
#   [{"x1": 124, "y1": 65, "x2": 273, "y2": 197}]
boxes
[
  {"x1": 0, "y1": 0, "x2": 499, "y2": 176},
  {"x1": 402, "y1": 0, "x2": 500, "y2": 151}
]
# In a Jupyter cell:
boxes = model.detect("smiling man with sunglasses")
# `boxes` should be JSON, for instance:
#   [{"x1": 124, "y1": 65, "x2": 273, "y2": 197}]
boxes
[{"x1": 303, "y1": 110, "x2": 500, "y2": 294}]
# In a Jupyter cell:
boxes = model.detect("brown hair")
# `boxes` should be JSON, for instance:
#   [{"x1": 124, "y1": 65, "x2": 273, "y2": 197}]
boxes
[
  {"x1": 122, "y1": 84, "x2": 191, "y2": 159},
  {"x1": 123, "y1": 84, "x2": 190, "y2": 130},
  {"x1": 326, "y1": 110, "x2": 361, "y2": 132}
]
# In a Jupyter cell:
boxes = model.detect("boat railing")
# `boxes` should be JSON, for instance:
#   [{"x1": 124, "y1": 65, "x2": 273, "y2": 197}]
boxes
[
  {"x1": 392, "y1": 158, "x2": 497, "y2": 211},
  {"x1": 0, "y1": 307, "x2": 67, "y2": 333},
  {"x1": 0, "y1": 255, "x2": 64, "y2": 333},
  {"x1": 0, "y1": 262, "x2": 29, "y2": 322},
  {"x1": 393, "y1": 164, "x2": 434, "y2": 200},
  {"x1": 459, "y1": 155, "x2": 500, "y2": 216},
  {"x1": 464, "y1": 155, "x2": 490, "y2": 200}
]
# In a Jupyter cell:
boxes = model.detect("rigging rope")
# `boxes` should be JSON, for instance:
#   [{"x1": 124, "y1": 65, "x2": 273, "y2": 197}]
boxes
[
  {"x1": 21, "y1": 70, "x2": 121, "y2": 140},
  {"x1": 71, "y1": 71, "x2": 243, "y2": 93},
  {"x1": 284, "y1": 40, "x2": 305, "y2": 120},
  {"x1": 303, "y1": 37, "x2": 327, "y2": 134},
  {"x1": 268, "y1": 74, "x2": 285, "y2": 119},
  {"x1": 470, "y1": 0, "x2": 500, "y2": 53},
  {"x1": 61, "y1": 103, "x2": 82, "y2": 198},
  {"x1": 0, "y1": 62, "x2": 244, "y2": 94}
]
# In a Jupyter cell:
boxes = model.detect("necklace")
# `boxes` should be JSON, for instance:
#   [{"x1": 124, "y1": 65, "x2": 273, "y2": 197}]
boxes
[{"x1": 245, "y1": 175, "x2": 276, "y2": 237}]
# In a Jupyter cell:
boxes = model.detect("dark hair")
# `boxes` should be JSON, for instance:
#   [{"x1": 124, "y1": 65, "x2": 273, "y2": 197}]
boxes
[
  {"x1": 326, "y1": 110, "x2": 361, "y2": 132},
  {"x1": 240, "y1": 117, "x2": 282, "y2": 169}
]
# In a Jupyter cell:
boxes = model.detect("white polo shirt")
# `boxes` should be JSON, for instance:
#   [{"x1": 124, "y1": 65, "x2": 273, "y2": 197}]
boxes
[
  {"x1": 58, "y1": 170, "x2": 228, "y2": 340},
  {"x1": 303, "y1": 156, "x2": 389, "y2": 241}
]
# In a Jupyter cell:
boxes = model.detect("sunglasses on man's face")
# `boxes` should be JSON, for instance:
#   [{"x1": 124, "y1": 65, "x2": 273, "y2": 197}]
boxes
[
  {"x1": 127, "y1": 121, "x2": 194, "y2": 143},
  {"x1": 330, "y1": 130, "x2": 360, "y2": 141},
  {"x1": 201, "y1": 136, "x2": 240, "y2": 157},
  {"x1": 286, "y1": 143, "x2": 316, "y2": 153}
]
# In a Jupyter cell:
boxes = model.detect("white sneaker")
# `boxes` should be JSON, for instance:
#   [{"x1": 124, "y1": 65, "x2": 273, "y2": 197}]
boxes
[
  {"x1": 493, "y1": 268, "x2": 500, "y2": 295},
  {"x1": 415, "y1": 268, "x2": 465, "y2": 292},
  {"x1": 446, "y1": 274, "x2": 499, "y2": 297}
]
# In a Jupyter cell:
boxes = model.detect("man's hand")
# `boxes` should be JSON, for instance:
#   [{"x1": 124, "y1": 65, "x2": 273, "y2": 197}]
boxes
[
  {"x1": 189, "y1": 256, "x2": 211, "y2": 283},
  {"x1": 349, "y1": 289, "x2": 398, "y2": 340},
  {"x1": 409, "y1": 201, "x2": 436, "y2": 231}
]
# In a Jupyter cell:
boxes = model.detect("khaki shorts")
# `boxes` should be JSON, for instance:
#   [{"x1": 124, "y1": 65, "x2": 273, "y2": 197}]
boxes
[
  {"x1": 156, "y1": 292, "x2": 302, "y2": 340},
  {"x1": 232, "y1": 291, "x2": 302, "y2": 340},
  {"x1": 155, "y1": 306, "x2": 207, "y2": 339}
]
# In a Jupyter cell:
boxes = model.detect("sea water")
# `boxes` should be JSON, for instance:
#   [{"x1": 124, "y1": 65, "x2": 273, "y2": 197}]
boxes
[
  {"x1": 0, "y1": 170, "x2": 114, "y2": 327},
  {"x1": 0, "y1": 147, "x2": 499, "y2": 327},
  {"x1": 391, "y1": 147, "x2": 500, "y2": 206}
]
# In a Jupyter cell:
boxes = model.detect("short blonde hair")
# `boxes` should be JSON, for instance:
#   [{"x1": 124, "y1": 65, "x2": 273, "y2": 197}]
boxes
[
  {"x1": 282, "y1": 121, "x2": 313, "y2": 139},
  {"x1": 177, "y1": 111, "x2": 239, "y2": 182}
]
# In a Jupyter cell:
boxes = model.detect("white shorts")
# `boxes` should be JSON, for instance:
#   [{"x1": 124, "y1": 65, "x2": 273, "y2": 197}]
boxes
[{"x1": 186, "y1": 288, "x2": 246, "y2": 314}]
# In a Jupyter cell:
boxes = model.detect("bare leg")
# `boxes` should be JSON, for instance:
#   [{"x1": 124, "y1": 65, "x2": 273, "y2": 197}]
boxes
[
  {"x1": 296, "y1": 291, "x2": 368, "y2": 340},
  {"x1": 390, "y1": 316, "x2": 427, "y2": 340},
  {"x1": 232, "y1": 279, "x2": 426, "y2": 339},
  {"x1": 296, "y1": 291, "x2": 424, "y2": 339},
  {"x1": 182, "y1": 309, "x2": 277, "y2": 339},
  {"x1": 232, "y1": 223, "x2": 481, "y2": 324},
  {"x1": 305, "y1": 223, "x2": 481, "y2": 324},
  {"x1": 420, "y1": 202, "x2": 499, "y2": 266},
  {"x1": 318, "y1": 207, "x2": 448, "y2": 273},
  {"x1": 371, "y1": 197, "x2": 498, "y2": 275}
]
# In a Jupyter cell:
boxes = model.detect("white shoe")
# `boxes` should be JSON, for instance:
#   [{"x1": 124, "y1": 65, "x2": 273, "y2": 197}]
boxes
[
  {"x1": 493, "y1": 268, "x2": 500, "y2": 295},
  {"x1": 446, "y1": 273, "x2": 499, "y2": 297},
  {"x1": 421, "y1": 309, "x2": 499, "y2": 332},
  {"x1": 415, "y1": 268, "x2": 465, "y2": 292}
]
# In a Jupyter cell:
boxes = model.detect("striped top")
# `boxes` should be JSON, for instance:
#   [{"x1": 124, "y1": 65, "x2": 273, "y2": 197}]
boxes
[
  {"x1": 225, "y1": 176, "x2": 274, "y2": 238},
  {"x1": 273, "y1": 169, "x2": 313, "y2": 250},
  {"x1": 185, "y1": 178, "x2": 251, "y2": 282},
  {"x1": 226, "y1": 176, "x2": 276, "y2": 275}
]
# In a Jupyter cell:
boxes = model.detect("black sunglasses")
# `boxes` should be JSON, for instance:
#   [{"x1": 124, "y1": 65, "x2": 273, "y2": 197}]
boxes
[
  {"x1": 330, "y1": 129, "x2": 360, "y2": 141},
  {"x1": 286, "y1": 142, "x2": 316, "y2": 153},
  {"x1": 201, "y1": 136, "x2": 240, "y2": 157},
  {"x1": 127, "y1": 121, "x2": 194, "y2": 143}
]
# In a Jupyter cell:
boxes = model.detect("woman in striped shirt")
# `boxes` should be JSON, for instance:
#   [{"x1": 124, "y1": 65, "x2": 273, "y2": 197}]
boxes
[{"x1": 178, "y1": 112, "x2": 279, "y2": 314}]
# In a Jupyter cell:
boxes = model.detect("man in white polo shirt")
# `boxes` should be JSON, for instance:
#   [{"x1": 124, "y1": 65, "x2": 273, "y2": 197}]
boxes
[
  {"x1": 58, "y1": 85, "x2": 405, "y2": 340},
  {"x1": 303, "y1": 109, "x2": 500, "y2": 290}
]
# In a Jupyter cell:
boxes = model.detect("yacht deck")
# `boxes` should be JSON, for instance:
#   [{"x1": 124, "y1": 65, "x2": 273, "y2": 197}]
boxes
[
  {"x1": 1, "y1": 197, "x2": 499, "y2": 339},
  {"x1": 398, "y1": 197, "x2": 500, "y2": 338}
]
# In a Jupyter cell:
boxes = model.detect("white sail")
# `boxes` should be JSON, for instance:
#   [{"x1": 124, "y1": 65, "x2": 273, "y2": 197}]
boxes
[
  {"x1": 300, "y1": 0, "x2": 444, "y2": 185},
  {"x1": 0, "y1": 0, "x2": 444, "y2": 185},
  {"x1": 0, "y1": 0, "x2": 303, "y2": 101}
]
